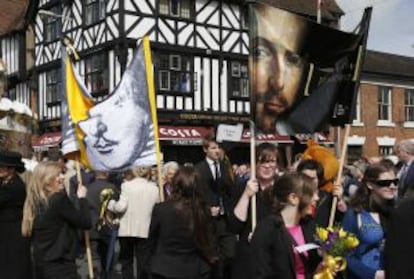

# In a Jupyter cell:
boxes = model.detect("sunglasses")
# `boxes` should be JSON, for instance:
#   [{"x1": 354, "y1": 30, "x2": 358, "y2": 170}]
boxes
[{"x1": 375, "y1": 179, "x2": 399, "y2": 187}]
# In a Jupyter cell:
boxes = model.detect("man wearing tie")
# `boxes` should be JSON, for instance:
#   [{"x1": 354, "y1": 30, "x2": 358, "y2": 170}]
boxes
[
  {"x1": 196, "y1": 134, "x2": 236, "y2": 279},
  {"x1": 394, "y1": 139, "x2": 414, "y2": 199}
]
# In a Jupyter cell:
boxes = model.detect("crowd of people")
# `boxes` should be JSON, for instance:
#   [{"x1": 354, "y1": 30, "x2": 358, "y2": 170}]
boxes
[{"x1": 1, "y1": 137, "x2": 414, "y2": 279}]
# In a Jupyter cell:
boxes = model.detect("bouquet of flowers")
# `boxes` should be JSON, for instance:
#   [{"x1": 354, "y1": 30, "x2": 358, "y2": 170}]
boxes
[{"x1": 313, "y1": 226, "x2": 359, "y2": 279}]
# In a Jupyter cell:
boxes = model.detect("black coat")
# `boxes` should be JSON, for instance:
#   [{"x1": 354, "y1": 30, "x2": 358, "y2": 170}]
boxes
[
  {"x1": 227, "y1": 183, "x2": 273, "y2": 279},
  {"x1": 195, "y1": 159, "x2": 234, "y2": 211},
  {"x1": 385, "y1": 197, "x2": 414, "y2": 279},
  {"x1": 195, "y1": 159, "x2": 237, "y2": 262},
  {"x1": 32, "y1": 191, "x2": 91, "y2": 263},
  {"x1": 250, "y1": 215, "x2": 320, "y2": 279},
  {"x1": 148, "y1": 201, "x2": 211, "y2": 278},
  {"x1": 0, "y1": 174, "x2": 31, "y2": 279}
]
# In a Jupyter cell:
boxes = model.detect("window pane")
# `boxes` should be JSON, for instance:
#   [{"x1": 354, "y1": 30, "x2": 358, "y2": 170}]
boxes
[
  {"x1": 171, "y1": 0, "x2": 180, "y2": 16},
  {"x1": 170, "y1": 55, "x2": 181, "y2": 70},
  {"x1": 159, "y1": 0, "x2": 169, "y2": 15},
  {"x1": 232, "y1": 79, "x2": 240, "y2": 97},
  {"x1": 85, "y1": 53, "x2": 107, "y2": 94},
  {"x1": 155, "y1": 52, "x2": 193, "y2": 94},
  {"x1": 229, "y1": 61, "x2": 249, "y2": 99},
  {"x1": 241, "y1": 79, "x2": 249, "y2": 97},
  {"x1": 159, "y1": 71, "x2": 170, "y2": 90},
  {"x1": 405, "y1": 89, "x2": 414, "y2": 121},
  {"x1": 231, "y1": 62, "x2": 241, "y2": 77},
  {"x1": 181, "y1": 0, "x2": 191, "y2": 18}
]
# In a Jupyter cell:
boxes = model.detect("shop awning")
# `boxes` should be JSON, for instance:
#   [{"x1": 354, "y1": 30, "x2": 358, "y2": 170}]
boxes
[
  {"x1": 31, "y1": 132, "x2": 62, "y2": 151},
  {"x1": 159, "y1": 125, "x2": 293, "y2": 145},
  {"x1": 31, "y1": 126, "x2": 295, "y2": 150}
]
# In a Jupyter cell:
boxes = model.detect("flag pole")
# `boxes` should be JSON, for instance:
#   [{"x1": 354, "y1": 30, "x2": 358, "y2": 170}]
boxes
[
  {"x1": 75, "y1": 158, "x2": 94, "y2": 279},
  {"x1": 143, "y1": 36, "x2": 165, "y2": 202},
  {"x1": 317, "y1": 0, "x2": 322, "y2": 24},
  {"x1": 328, "y1": 124, "x2": 350, "y2": 227},
  {"x1": 247, "y1": 0, "x2": 258, "y2": 233},
  {"x1": 250, "y1": 121, "x2": 257, "y2": 231}
]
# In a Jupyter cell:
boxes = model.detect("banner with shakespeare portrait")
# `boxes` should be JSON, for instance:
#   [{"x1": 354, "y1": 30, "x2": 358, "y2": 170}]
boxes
[
  {"x1": 61, "y1": 37, "x2": 158, "y2": 171},
  {"x1": 249, "y1": 2, "x2": 372, "y2": 134}
]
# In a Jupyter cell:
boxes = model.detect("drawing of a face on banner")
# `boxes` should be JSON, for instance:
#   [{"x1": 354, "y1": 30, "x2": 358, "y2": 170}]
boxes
[
  {"x1": 251, "y1": 4, "x2": 310, "y2": 134},
  {"x1": 78, "y1": 46, "x2": 156, "y2": 171}
]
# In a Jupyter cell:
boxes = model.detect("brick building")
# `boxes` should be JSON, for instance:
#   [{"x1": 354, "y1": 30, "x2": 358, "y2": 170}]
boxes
[{"x1": 345, "y1": 51, "x2": 414, "y2": 162}]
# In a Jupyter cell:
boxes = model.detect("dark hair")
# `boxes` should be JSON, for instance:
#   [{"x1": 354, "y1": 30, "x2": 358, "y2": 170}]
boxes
[
  {"x1": 269, "y1": 172, "x2": 317, "y2": 217},
  {"x1": 379, "y1": 158, "x2": 397, "y2": 172},
  {"x1": 296, "y1": 159, "x2": 324, "y2": 183},
  {"x1": 202, "y1": 133, "x2": 216, "y2": 149},
  {"x1": 351, "y1": 163, "x2": 395, "y2": 213},
  {"x1": 256, "y1": 143, "x2": 279, "y2": 163},
  {"x1": 170, "y1": 166, "x2": 216, "y2": 263}
]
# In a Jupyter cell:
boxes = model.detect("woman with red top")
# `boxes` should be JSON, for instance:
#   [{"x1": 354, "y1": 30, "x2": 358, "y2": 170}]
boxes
[{"x1": 250, "y1": 172, "x2": 321, "y2": 279}]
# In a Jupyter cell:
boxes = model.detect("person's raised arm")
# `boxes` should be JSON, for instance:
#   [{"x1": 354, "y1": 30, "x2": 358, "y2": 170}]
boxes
[
  {"x1": 233, "y1": 178, "x2": 259, "y2": 222},
  {"x1": 56, "y1": 183, "x2": 91, "y2": 229}
]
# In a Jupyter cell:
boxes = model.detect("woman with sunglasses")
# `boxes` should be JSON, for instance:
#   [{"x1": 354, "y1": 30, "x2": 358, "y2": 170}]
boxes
[
  {"x1": 22, "y1": 161, "x2": 91, "y2": 279},
  {"x1": 342, "y1": 163, "x2": 397, "y2": 279}
]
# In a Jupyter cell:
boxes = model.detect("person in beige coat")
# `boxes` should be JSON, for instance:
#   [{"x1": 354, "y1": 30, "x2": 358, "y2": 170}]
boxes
[{"x1": 108, "y1": 166, "x2": 159, "y2": 279}]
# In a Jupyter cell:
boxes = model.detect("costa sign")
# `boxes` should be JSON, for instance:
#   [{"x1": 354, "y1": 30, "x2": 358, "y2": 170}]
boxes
[{"x1": 158, "y1": 126, "x2": 213, "y2": 140}]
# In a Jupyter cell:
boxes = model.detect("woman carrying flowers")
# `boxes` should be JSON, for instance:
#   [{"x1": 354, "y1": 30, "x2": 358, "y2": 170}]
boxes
[
  {"x1": 250, "y1": 172, "x2": 320, "y2": 279},
  {"x1": 342, "y1": 163, "x2": 397, "y2": 279}
]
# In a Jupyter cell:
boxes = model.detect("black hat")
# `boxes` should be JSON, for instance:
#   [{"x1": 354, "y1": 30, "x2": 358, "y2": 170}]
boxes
[{"x1": 0, "y1": 151, "x2": 26, "y2": 173}]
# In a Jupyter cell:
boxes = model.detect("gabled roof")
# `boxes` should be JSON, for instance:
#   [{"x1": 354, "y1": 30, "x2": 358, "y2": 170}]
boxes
[
  {"x1": 363, "y1": 50, "x2": 414, "y2": 79},
  {"x1": 0, "y1": 0, "x2": 38, "y2": 36}
]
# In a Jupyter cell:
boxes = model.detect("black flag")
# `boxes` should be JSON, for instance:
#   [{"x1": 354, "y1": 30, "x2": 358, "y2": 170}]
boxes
[{"x1": 249, "y1": 2, "x2": 372, "y2": 134}]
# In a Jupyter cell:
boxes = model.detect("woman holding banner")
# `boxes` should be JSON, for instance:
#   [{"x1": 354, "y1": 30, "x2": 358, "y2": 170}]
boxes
[
  {"x1": 250, "y1": 173, "x2": 320, "y2": 279},
  {"x1": 228, "y1": 142, "x2": 279, "y2": 279},
  {"x1": 22, "y1": 161, "x2": 91, "y2": 279},
  {"x1": 342, "y1": 163, "x2": 397, "y2": 279}
]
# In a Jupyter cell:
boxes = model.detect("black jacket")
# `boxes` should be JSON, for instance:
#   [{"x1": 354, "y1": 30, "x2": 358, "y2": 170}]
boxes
[
  {"x1": 227, "y1": 185, "x2": 272, "y2": 279},
  {"x1": 148, "y1": 201, "x2": 211, "y2": 278},
  {"x1": 250, "y1": 215, "x2": 320, "y2": 279},
  {"x1": 32, "y1": 191, "x2": 91, "y2": 262},
  {"x1": 0, "y1": 174, "x2": 31, "y2": 279},
  {"x1": 385, "y1": 197, "x2": 414, "y2": 279}
]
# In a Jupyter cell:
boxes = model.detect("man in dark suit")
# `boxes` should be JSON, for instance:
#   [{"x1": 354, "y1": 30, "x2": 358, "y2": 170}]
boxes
[
  {"x1": 196, "y1": 134, "x2": 236, "y2": 279},
  {"x1": 394, "y1": 139, "x2": 414, "y2": 199},
  {"x1": 385, "y1": 197, "x2": 414, "y2": 279}
]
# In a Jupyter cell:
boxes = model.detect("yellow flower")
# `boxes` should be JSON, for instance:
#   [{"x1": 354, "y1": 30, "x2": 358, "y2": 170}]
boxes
[
  {"x1": 317, "y1": 227, "x2": 329, "y2": 241},
  {"x1": 345, "y1": 236, "x2": 359, "y2": 248},
  {"x1": 338, "y1": 228, "x2": 347, "y2": 239}
]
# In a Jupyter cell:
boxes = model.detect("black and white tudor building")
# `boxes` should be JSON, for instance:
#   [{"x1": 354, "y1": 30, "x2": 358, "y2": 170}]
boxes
[
  {"x1": 1, "y1": 0, "x2": 344, "y2": 163},
  {"x1": 2, "y1": 0, "x2": 414, "y2": 163}
]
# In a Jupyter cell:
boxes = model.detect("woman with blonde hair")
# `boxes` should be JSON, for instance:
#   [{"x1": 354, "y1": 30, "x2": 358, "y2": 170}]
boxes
[
  {"x1": 22, "y1": 161, "x2": 91, "y2": 279},
  {"x1": 108, "y1": 166, "x2": 160, "y2": 279}
]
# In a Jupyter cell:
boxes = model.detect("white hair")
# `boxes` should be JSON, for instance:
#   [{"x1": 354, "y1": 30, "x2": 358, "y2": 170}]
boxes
[{"x1": 162, "y1": 161, "x2": 179, "y2": 176}]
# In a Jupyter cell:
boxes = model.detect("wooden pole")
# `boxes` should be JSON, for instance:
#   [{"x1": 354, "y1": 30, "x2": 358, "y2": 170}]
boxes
[
  {"x1": 250, "y1": 121, "x2": 257, "y2": 232},
  {"x1": 75, "y1": 160, "x2": 94, "y2": 279},
  {"x1": 317, "y1": 0, "x2": 322, "y2": 24},
  {"x1": 328, "y1": 124, "x2": 350, "y2": 227}
]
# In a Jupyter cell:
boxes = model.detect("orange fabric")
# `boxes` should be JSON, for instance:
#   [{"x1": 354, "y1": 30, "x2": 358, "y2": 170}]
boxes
[{"x1": 301, "y1": 140, "x2": 339, "y2": 192}]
